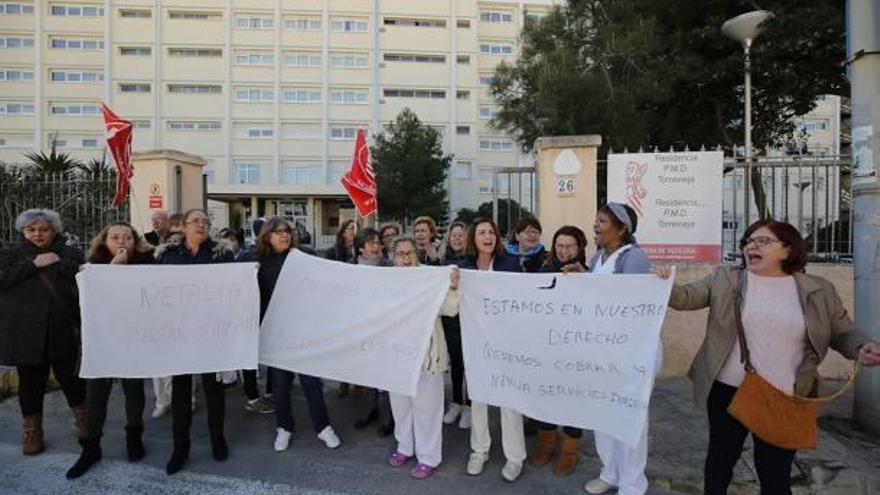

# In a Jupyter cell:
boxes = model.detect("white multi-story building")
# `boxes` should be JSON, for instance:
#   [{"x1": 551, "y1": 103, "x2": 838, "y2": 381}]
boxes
[{"x1": 0, "y1": 0, "x2": 557, "y2": 246}]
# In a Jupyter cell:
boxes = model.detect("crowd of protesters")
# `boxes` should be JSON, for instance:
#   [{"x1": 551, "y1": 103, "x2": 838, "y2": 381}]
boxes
[{"x1": 2, "y1": 205, "x2": 880, "y2": 495}]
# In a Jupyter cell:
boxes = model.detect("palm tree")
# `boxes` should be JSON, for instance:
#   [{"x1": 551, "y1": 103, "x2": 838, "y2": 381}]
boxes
[{"x1": 24, "y1": 147, "x2": 82, "y2": 176}]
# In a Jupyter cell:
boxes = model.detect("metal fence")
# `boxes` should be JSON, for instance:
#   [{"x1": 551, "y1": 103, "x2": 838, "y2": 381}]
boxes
[{"x1": 0, "y1": 171, "x2": 129, "y2": 249}]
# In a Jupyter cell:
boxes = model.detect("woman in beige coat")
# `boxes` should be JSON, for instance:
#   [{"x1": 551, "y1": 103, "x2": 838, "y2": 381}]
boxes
[{"x1": 656, "y1": 219, "x2": 880, "y2": 495}]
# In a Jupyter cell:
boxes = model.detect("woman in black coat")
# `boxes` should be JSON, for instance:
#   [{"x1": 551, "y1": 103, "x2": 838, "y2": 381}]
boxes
[
  {"x1": 439, "y1": 221, "x2": 469, "y2": 428},
  {"x1": 0, "y1": 209, "x2": 86, "y2": 456},
  {"x1": 67, "y1": 222, "x2": 155, "y2": 479}
]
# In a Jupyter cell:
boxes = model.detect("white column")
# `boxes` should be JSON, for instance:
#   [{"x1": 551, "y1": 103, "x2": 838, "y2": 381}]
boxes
[
  {"x1": 321, "y1": 2, "x2": 331, "y2": 182},
  {"x1": 274, "y1": 0, "x2": 282, "y2": 185},
  {"x1": 224, "y1": 0, "x2": 232, "y2": 184},
  {"x1": 371, "y1": 0, "x2": 380, "y2": 137},
  {"x1": 448, "y1": 0, "x2": 458, "y2": 215},
  {"x1": 103, "y1": 0, "x2": 112, "y2": 105},
  {"x1": 34, "y1": 0, "x2": 43, "y2": 150},
  {"x1": 153, "y1": 0, "x2": 162, "y2": 148}
]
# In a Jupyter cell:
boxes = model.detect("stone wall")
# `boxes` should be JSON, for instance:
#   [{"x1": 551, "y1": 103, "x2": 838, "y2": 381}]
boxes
[{"x1": 659, "y1": 263, "x2": 856, "y2": 380}]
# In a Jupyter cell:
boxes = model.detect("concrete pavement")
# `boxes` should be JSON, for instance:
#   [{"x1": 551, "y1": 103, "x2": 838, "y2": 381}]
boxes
[{"x1": 0, "y1": 375, "x2": 877, "y2": 495}]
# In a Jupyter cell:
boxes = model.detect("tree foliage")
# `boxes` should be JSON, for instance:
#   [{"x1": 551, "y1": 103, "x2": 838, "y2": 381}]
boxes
[
  {"x1": 372, "y1": 108, "x2": 452, "y2": 224},
  {"x1": 454, "y1": 198, "x2": 531, "y2": 238}
]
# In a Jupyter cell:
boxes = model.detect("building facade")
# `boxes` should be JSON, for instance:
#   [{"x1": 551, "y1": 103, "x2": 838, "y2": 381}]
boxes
[{"x1": 0, "y1": 0, "x2": 556, "y2": 246}]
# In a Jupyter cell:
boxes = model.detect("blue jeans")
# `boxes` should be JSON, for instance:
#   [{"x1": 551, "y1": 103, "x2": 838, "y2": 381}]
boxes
[{"x1": 271, "y1": 368, "x2": 330, "y2": 433}]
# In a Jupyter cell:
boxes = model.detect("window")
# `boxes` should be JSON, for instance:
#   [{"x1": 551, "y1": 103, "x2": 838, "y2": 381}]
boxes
[
  {"x1": 382, "y1": 89, "x2": 445, "y2": 99},
  {"x1": 330, "y1": 127, "x2": 358, "y2": 140},
  {"x1": 285, "y1": 17, "x2": 321, "y2": 31},
  {"x1": 454, "y1": 161, "x2": 472, "y2": 179},
  {"x1": 0, "y1": 70, "x2": 34, "y2": 81},
  {"x1": 479, "y1": 106, "x2": 497, "y2": 119},
  {"x1": 284, "y1": 52, "x2": 322, "y2": 67},
  {"x1": 81, "y1": 138, "x2": 99, "y2": 148},
  {"x1": 167, "y1": 84, "x2": 221, "y2": 94},
  {"x1": 235, "y1": 88, "x2": 274, "y2": 102},
  {"x1": 456, "y1": 125, "x2": 470, "y2": 135},
  {"x1": 244, "y1": 128, "x2": 274, "y2": 139},
  {"x1": 281, "y1": 164, "x2": 321, "y2": 185},
  {"x1": 119, "y1": 8, "x2": 150, "y2": 18},
  {"x1": 0, "y1": 3, "x2": 35, "y2": 15},
  {"x1": 456, "y1": 91, "x2": 470, "y2": 100},
  {"x1": 50, "y1": 38, "x2": 104, "y2": 50},
  {"x1": 50, "y1": 71, "x2": 104, "y2": 83},
  {"x1": 383, "y1": 17, "x2": 446, "y2": 28},
  {"x1": 53, "y1": 139, "x2": 68, "y2": 148},
  {"x1": 799, "y1": 121, "x2": 828, "y2": 132},
  {"x1": 283, "y1": 89, "x2": 322, "y2": 103},
  {"x1": 118, "y1": 83, "x2": 150, "y2": 93},
  {"x1": 480, "y1": 11, "x2": 513, "y2": 23},
  {"x1": 0, "y1": 36, "x2": 34, "y2": 48},
  {"x1": 525, "y1": 13, "x2": 547, "y2": 24},
  {"x1": 456, "y1": 55, "x2": 470, "y2": 65},
  {"x1": 234, "y1": 163, "x2": 261, "y2": 185},
  {"x1": 284, "y1": 126, "x2": 323, "y2": 139},
  {"x1": 50, "y1": 4, "x2": 105, "y2": 16},
  {"x1": 169, "y1": 11, "x2": 221, "y2": 21},
  {"x1": 479, "y1": 138, "x2": 514, "y2": 152},
  {"x1": 0, "y1": 102, "x2": 35, "y2": 114},
  {"x1": 331, "y1": 53, "x2": 369, "y2": 68},
  {"x1": 132, "y1": 120, "x2": 151, "y2": 129},
  {"x1": 236, "y1": 16, "x2": 273, "y2": 29},
  {"x1": 234, "y1": 52, "x2": 274, "y2": 65},
  {"x1": 168, "y1": 48, "x2": 221, "y2": 57},
  {"x1": 330, "y1": 90, "x2": 368, "y2": 104},
  {"x1": 480, "y1": 43, "x2": 513, "y2": 55},
  {"x1": 120, "y1": 46, "x2": 151, "y2": 56},
  {"x1": 49, "y1": 103, "x2": 100, "y2": 115},
  {"x1": 331, "y1": 19, "x2": 368, "y2": 32},
  {"x1": 479, "y1": 74, "x2": 494, "y2": 86},
  {"x1": 383, "y1": 53, "x2": 445, "y2": 64},
  {"x1": 457, "y1": 19, "x2": 471, "y2": 28},
  {"x1": 167, "y1": 121, "x2": 221, "y2": 130}
]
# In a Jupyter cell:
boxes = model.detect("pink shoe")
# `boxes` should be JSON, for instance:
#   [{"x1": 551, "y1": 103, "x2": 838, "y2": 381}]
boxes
[
  {"x1": 388, "y1": 451, "x2": 412, "y2": 467},
  {"x1": 410, "y1": 463, "x2": 437, "y2": 479}
]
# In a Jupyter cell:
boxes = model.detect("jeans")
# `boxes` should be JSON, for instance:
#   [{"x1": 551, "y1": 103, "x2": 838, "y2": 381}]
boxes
[
  {"x1": 171, "y1": 373, "x2": 225, "y2": 444},
  {"x1": 441, "y1": 316, "x2": 469, "y2": 406},
  {"x1": 272, "y1": 368, "x2": 330, "y2": 433},
  {"x1": 85, "y1": 378, "x2": 145, "y2": 439}
]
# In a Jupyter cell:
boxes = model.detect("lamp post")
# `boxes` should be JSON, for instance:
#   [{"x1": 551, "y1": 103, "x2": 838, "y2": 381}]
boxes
[{"x1": 722, "y1": 10, "x2": 773, "y2": 230}]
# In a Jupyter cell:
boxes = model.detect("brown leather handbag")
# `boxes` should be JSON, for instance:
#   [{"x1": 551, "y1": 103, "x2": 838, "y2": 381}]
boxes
[{"x1": 727, "y1": 281, "x2": 857, "y2": 451}]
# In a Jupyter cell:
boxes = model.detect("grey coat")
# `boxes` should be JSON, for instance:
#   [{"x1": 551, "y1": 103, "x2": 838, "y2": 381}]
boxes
[{"x1": 588, "y1": 245, "x2": 652, "y2": 274}]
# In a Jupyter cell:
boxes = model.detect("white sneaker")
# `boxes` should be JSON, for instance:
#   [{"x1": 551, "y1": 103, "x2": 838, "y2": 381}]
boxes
[
  {"x1": 151, "y1": 405, "x2": 169, "y2": 419},
  {"x1": 443, "y1": 403, "x2": 462, "y2": 425},
  {"x1": 274, "y1": 428, "x2": 292, "y2": 452},
  {"x1": 583, "y1": 478, "x2": 616, "y2": 494},
  {"x1": 458, "y1": 405, "x2": 471, "y2": 429},
  {"x1": 501, "y1": 461, "x2": 523, "y2": 482},
  {"x1": 317, "y1": 426, "x2": 341, "y2": 449},
  {"x1": 466, "y1": 451, "x2": 488, "y2": 476}
]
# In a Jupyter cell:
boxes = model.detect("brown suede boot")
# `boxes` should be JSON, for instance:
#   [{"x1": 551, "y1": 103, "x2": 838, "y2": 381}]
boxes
[
  {"x1": 529, "y1": 428, "x2": 558, "y2": 466},
  {"x1": 22, "y1": 414, "x2": 45, "y2": 455},
  {"x1": 553, "y1": 432, "x2": 580, "y2": 476},
  {"x1": 72, "y1": 405, "x2": 87, "y2": 438}
]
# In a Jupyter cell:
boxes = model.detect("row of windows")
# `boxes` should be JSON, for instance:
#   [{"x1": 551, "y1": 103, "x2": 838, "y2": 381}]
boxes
[
  {"x1": 51, "y1": 38, "x2": 104, "y2": 50},
  {"x1": 50, "y1": 5, "x2": 105, "y2": 17},
  {"x1": 49, "y1": 70, "x2": 104, "y2": 83},
  {"x1": 0, "y1": 36, "x2": 34, "y2": 48},
  {"x1": 0, "y1": 3, "x2": 33, "y2": 15},
  {"x1": 0, "y1": 69, "x2": 34, "y2": 81}
]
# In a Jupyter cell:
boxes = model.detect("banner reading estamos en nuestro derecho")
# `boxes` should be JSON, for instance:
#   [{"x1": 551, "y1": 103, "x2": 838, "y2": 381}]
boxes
[
  {"x1": 459, "y1": 270, "x2": 673, "y2": 448},
  {"x1": 259, "y1": 251, "x2": 452, "y2": 397},
  {"x1": 77, "y1": 263, "x2": 261, "y2": 378},
  {"x1": 607, "y1": 151, "x2": 723, "y2": 262}
]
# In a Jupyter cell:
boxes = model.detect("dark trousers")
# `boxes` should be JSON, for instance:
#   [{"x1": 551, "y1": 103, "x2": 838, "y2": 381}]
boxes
[
  {"x1": 534, "y1": 420, "x2": 582, "y2": 438},
  {"x1": 704, "y1": 381, "x2": 796, "y2": 495},
  {"x1": 442, "y1": 315, "x2": 469, "y2": 405},
  {"x1": 272, "y1": 368, "x2": 329, "y2": 433},
  {"x1": 17, "y1": 353, "x2": 85, "y2": 416},
  {"x1": 243, "y1": 367, "x2": 274, "y2": 400},
  {"x1": 85, "y1": 378, "x2": 145, "y2": 440},
  {"x1": 171, "y1": 374, "x2": 225, "y2": 444}
]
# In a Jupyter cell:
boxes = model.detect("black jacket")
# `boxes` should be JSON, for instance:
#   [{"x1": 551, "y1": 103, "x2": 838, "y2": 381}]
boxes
[
  {"x1": 0, "y1": 237, "x2": 85, "y2": 365},
  {"x1": 256, "y1": 251, "x2": 286, "y2": 321},
  {"x1": 324, "y1": 244, "x2": 354, "y2": 263},
  {"x1": 457, "y1": 253, "x2": 522, "y2": 273},
  {"x1": 539, "y1": 258, "x2": 588, "y2": 273},
  {"x1": 158, "y1": 238, "x2": 235, "y2": 265}
]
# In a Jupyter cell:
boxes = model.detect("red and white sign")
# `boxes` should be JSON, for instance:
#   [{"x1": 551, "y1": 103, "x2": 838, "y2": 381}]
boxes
[
  {"x1": 149, "y1": 196, "x2": 162, "y2": 209},
  {"x1": 607, "y1": 152, "x2": 723, "y2": 262}
]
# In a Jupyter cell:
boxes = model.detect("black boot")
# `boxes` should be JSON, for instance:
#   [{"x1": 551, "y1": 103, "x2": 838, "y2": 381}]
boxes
[
  {"x1": 210, "y1": 435, "x2": 228, "y2": 462},
  {"x1": 126, "y1": 426, "x2": 145, "y2": 462},
  {"x1": 354, "y1": 406, "x2": 378, "y2": 430},
  {"x1": 66, "y1": 438, "x2": 102, "y2": 479},
  {"x1": 166, "y1": 439, "x2": 189, "y2": 475}
]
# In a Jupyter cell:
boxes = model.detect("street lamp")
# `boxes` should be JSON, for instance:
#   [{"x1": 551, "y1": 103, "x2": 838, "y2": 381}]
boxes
[{"x1": 722, "y1": 10, "x2": 773, "y2": 229}]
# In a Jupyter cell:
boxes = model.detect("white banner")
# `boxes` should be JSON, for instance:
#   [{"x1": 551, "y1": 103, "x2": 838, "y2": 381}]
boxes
[
  {"x1": 459, "y1": 270, "x2": 673, "y2": 447},
  {"x1": 77, "y1": 263, "x2": 260, "y2": 378},
  {"x1": 608, "y1": 151, "x2": 723, "y2": 261},
  {"x1": 259, "y1": 251, "x2": 451, "y2": 397}
]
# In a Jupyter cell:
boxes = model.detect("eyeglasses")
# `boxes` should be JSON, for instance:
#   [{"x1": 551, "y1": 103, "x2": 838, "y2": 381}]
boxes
[
  {"x1": 554, "y1": 242, "x2": 578, "y2": 251},
  {"x1": 740, "y1": 236, "x2": 783, "y2": 248},
  {"x1": 187, "y1": 218, "x2": 211, "y2": 227},
  {"x1": 394, "y1": 250, "x2": 417, "y2": 258},
  {"x1": 522, "y1": 228, "x2": 541, "y2": 236}
]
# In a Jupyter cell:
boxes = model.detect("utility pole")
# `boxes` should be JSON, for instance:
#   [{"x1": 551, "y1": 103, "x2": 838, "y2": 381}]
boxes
[{"x1": 850, "y1": 0, "x2": 880, "y2": 435}]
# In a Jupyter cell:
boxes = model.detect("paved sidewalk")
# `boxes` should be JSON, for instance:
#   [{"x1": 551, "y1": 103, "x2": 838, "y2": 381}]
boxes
[{"x1": 0, "y1": 376, "x2": 878, "y2": 495}]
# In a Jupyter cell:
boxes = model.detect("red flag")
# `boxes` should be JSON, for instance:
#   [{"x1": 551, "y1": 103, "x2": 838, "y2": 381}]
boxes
[
  {"x1": 341, "y1": 128, "x2": 377, "y2": 216},
  {"x1": 101, "y1": 103, "x2": 134, "y2": 206}
]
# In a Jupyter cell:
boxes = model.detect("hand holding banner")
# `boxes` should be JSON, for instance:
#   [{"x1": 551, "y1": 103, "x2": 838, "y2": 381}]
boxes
[
  {"x1": 459, "y1": 269, "x2": 673, "y2": 447},
  {"x1": 77, "y1": 264, "x2": 260, "y2": 378}
]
